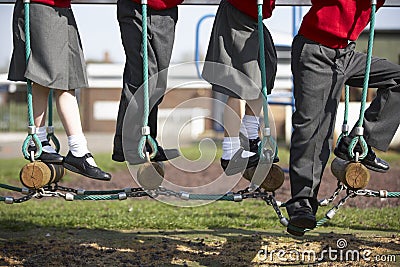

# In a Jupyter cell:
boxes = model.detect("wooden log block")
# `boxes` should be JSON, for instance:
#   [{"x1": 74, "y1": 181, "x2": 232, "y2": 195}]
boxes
[
  {"x1": 243, "y1": 163, "x2": 285, "y2": 192},
  {"x1": 331, "y1": 157, "x2": 370, "y2": 190},
  {"x1": 137, "y1": 162, "x2": 165, "y2": 190},
  {"x1": 20, "y1": 162, "x2": 65, "y2": 189}
]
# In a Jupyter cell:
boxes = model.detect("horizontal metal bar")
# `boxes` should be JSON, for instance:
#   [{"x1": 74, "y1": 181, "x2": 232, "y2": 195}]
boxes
[{"x1": 0, "y1": 0, "x2": 399, "y2": 5}]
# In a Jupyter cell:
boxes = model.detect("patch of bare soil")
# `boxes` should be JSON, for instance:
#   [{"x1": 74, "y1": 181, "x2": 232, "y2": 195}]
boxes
[
  {"x1": 1, "y1": 162, "x2": 399, "y2": 266},
  {"x1": 0, "y1": 228, "x2": 399, "y2": 266}
]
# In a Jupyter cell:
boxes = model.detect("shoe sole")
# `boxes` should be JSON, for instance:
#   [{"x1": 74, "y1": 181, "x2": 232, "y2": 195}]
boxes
[
  {"x1": 112, "y1": 154, "x2": 125, "y2": 163},
  {"x1": 362, "y1": 164, "x2": 388, "y2": 173},
  {"x1": 36, "y1": 155, "x2": 64, "y2": 164},
  {"x1": 286, "y1": 216, "x2": 316, "y2": 237},
  {"x1": 127, "y1": 151, "x2": 181, "y2": 165},
  {"x1": 286, "y1": 227, "x2": 305, "y2": 236},
  {"x1": 223, "y1": 159, "x2": 260, "y2": 176},
  {"x1": 290, "y1": 217, "x2": 317, "y2": 230},
  {"x1": 334, "y1": 149, "x2": 388, "y2": 173},
  {"x1": 64, "y1": 163, "x2": 111, "y2": 181},
  {"x1": 38, "y1": 159, "x2": 64, "y2": 164},
  {"x1": 152, "y1": 150, "x2": 180, "y2": 162}
]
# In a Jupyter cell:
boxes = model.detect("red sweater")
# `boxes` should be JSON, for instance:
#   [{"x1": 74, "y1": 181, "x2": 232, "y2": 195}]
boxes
[
  {"x1": 31, "y1": 0, "x2": 71, "y2": 8},
  {"x1": 299, "y1": 0, "x2": 385, "y2": 49},
  {"x1": 132, "y1": 0, "x2": 183, "y2": 10},
  {"x1": 228, "y1": 0, "x2": 275, "y2": 20}
]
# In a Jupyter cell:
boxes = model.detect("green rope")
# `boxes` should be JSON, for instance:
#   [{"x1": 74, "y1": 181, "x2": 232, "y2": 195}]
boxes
[
  {"x1": 73, "y1": 195, "x2": 120, "y2": 201},
  {"x1": 188, "y1": 194, "x2": 235, "y2": 201},
  {"x1": 138, "y1": 1, "x2": 158, "y2": 160},
  {"x1": 257, "y1": 1, "x2": 277, "y2": 162},
  {"x1": 1, "y1": 185, "x2": 399, "y2": 204},
  {"x1": 388, "y1": 192, "x2": 400, "y2": 198},
  {"x1": 0, "y1": 183, "x2": 25, "y2": 193},
  {"x1": 348, "y1": 2, "x2": 376, "y2": 160},
  {"x1": 47, "y1": 90, "x2": 60, "y2": 152},
  {"x1": 21, "y1": 0, "x2": 41, "y2": 161},
  {"x1": 83, "y1": 189, "x2": 127, "y2": 195}
]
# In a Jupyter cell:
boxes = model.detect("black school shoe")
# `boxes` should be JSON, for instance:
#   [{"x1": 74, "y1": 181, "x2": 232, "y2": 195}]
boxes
[
  {"x1": 63, "y1": 152, "x2": 112, "y2": 181},
  {"x1": 239, "y1": 133, "x2": 279, "y2": 163},
  {"x1": 221, "y1": 147, "x2": 260, "y2": 176},
  {"x1": 127, "y1": 145, "x2": 180, "y2": 165},
  {"x1": 146, "y1": 143, "x2": 180, "y2": 162},
  {"x1": 113, "y1": 143, "x2": 180, "y2": 165},
  {"x1": 28, "y1": 141, "x2": 64, "y2": 163},
  {"x1": 334, "y1": 136, "x2": 389, "y2": 173},
  {"x1": 287, "y1": 208, "x2": 317, "y2": 237}
]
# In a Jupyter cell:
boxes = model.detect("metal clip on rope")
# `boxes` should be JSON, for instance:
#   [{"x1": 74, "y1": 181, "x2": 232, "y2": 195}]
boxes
[
  {"x1": 348, "y1": 127, "x2": 368, "y2": 161},
  {"x1": 47, "y1": 125, "x2": 60, "y2": 152},
  {"x1": 22, "y1": 126, "x2": 42, "y2": 161},
  {"x1": 138, "y1": 126, "x2": 158, "y2": 160}
]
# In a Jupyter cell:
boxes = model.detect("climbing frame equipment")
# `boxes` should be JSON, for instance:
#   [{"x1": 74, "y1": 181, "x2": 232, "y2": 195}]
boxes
[
  {"x1": 21, "y1": 0, "x2": 41, "y2": 161},
  {"x1": 137, "y1": 0, "x2": 158, "y2": 161},
  {"x1": 345, "y1": 0, "x2": 378, "y2": 161},
  {"x1": 1, "y1": 0, "x2": 399, "y2": 237},
  {"x1": 240, "y1": 0, "x2": 285, "y2": 192},
  {"x1": 19, "y1": 0, "x2": 65, "y2": 189},
  {"x1": 334, "y1": 0, "x2": 379, "y2": 190}
]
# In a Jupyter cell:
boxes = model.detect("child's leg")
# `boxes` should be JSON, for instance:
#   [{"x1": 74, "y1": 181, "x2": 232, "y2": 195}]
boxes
[
  {"x1": 32, "y1": 83, "x2": 50, "y2": 127},
  {"x1": 54, "y1": 90, "x2": 83, "y2": 137},
  {"x1": 240, "y1": 98, "x2": 262, "y2": 139},
  {"x1": 32, "y1": 83, "x2": 58, "y2": 155},
  {"x1": 223, "y1": 97, "x2": 241, "y2": 139},
  {"x1": 55, "y1": 90, "x2": 90, "y2": 156},
  {"x1": 55, "y1": 89, "x2": 111, "y2": 180},
  {"x1": 222, "y1": 97, "x2": 255, "y2": 160}
]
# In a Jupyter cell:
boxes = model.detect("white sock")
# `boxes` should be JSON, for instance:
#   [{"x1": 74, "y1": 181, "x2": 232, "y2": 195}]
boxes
[
  {"x1": 222, "y1": 137, "x2": 255, "y2": 160},
  {"x1": 30, "y1": 126, "x2": 57, "y2": 154},
  {"x1": 68, "y1": 134, "x2": 97, "y2": 167},
  {"x1": 68, "y1": 134, "x2": 90, "y2": 157},
  {"x1": 239, "y1": 115, "x2": 260, "y2": 140}
]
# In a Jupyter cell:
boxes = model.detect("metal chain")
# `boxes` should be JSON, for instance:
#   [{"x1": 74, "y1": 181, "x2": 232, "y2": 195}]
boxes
[
  {"x1": 325, "y1": 190, "x2": 357, "y2": 220},
  {"x1": 45, "y1": 184, "x2": 78, "y2": 194},
  {"x1": 37, "y1": 188, "x2": 66, "y2": 199},
  {"x1": 238, "y1": 188, "x2": 270, "y2": 200},
  {"x1": 127, "y1": 191, "x2": 151, "y2": 198},
  {"x1": 354, "y1": 189, "x2": 379, "y2": 197},
  {"x1": 319, "y1": 182, "x2": 346, "y2": 206},
  {"x1": 13, "y1": 192, "x2": 38, "y2": 203},
  {"x1": 266, "y1": 194, "x2": 289, "y2": 226},
  {"x1": 150, "y1": 187, "x2": 181, "y2": 198}
]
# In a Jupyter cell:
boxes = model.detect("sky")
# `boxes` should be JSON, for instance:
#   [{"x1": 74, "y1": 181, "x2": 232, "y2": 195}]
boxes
[{"x1": 0, "y1": 4, "x2": 400, "y2": 72}]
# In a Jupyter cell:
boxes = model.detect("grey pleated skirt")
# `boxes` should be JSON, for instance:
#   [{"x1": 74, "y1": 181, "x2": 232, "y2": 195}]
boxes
[
  {"x1": 202, "y1": 0, "x2": 277, "y2": 100},
  {"x1": 8, "y1": 0, "x2": 88, "y2": 90}
]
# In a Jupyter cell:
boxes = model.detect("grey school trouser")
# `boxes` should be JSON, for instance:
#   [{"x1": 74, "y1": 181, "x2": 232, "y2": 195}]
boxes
[
  {"x1": 112, "y1": 0, "x2": 177, "y2": 163},
  {"x1": 286, "y1": 35, "x2": 400, "y2": 216}
]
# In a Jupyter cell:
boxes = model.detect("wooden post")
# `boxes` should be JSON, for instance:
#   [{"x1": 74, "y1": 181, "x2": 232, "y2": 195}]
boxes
[
  {"x1": 331, "y1": 157, "x2": 370, "y2": 189},
  {"x1": 243, "y1": 163, "x2": 285, "y2": 192},
  {"x1": 137, "y1": 162, "x2": 165, "y2": 190},
  {"x1": 20, "y1": 162, "x2": 65, "y2": 189}
]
